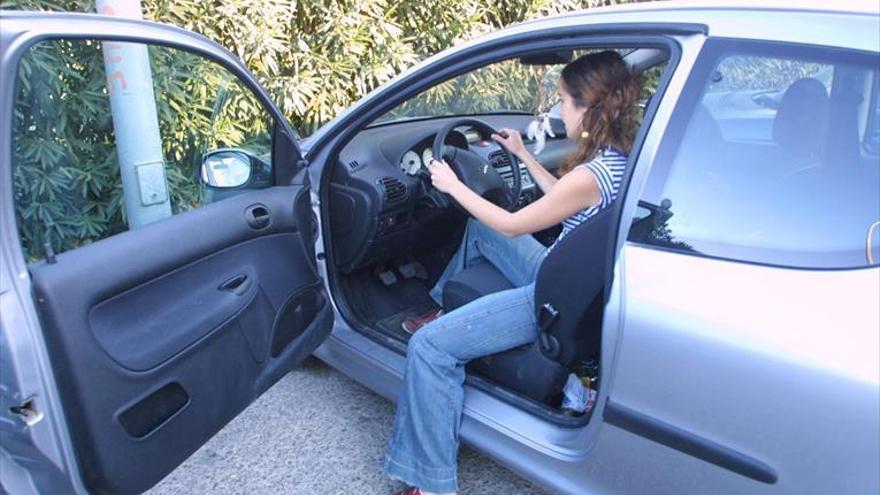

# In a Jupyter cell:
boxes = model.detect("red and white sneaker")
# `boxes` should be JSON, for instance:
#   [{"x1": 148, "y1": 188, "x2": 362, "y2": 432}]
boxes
[
  {"x1": 401, "y1": 308, "x2": 443, "y2": 334},
  {"x1": 389, "y1": 487, "x2": 422, "y2": 495}
]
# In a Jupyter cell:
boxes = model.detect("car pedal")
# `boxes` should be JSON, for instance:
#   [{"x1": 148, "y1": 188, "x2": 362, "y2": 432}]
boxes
[
  {"x1": 398, "y1": 261, "x2": 427, "y2": 280},
  {"x1": 377, "y1": 270, "x2": 398, "y2": 286}
]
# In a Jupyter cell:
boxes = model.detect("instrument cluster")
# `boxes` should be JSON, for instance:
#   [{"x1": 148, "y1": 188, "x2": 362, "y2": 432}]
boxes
[{"x1": 399, "y1": 147, "x2": 435, "y2": 176}]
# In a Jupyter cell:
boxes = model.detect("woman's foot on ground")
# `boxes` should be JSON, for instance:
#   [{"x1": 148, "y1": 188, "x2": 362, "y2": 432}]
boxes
[
  {"x1": 401, "y1": 308, "x2": 443, "y2": 334},
  {"x1": 389, "y1": 488, "x2": 456, "y2": 495},
  {"x1": 389, "y1": 487, "x2": 422, "y2": 495}
]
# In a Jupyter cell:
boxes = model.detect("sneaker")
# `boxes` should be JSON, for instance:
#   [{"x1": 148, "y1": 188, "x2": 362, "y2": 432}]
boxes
[
  {"x1": 389, "y1": 487, "x2": 422, "y2": 495},
  {"x1": 401, "y1": 308, "x2": 443, "y2": 334}
]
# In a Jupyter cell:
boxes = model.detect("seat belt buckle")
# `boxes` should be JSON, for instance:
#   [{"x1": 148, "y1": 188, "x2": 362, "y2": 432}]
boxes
[
  {"x1": 538, "y1": 303, "x2": 561, "y2": 358},
  {"x1": 538, "y1": 303, "x2": 559, "y2": 332}
]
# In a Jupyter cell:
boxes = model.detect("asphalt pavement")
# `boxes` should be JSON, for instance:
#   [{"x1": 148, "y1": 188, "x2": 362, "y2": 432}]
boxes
[{"x1": 147, "y1": 356, "x2": 551, "y2": 495}]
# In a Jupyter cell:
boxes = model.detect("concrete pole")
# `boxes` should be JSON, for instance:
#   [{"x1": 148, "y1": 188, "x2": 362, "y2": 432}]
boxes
[{"x1": 97, "y1": 0, "x2": 172, "y2": 228}]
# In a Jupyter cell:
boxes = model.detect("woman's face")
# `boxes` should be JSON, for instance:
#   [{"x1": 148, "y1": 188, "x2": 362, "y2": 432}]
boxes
[{"x1": 559, "y1": 80, "x2": 589, "y2": 140}]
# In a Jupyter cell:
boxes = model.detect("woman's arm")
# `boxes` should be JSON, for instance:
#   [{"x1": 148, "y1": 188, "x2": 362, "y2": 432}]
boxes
[
  {"x1": 492, "y1": 128, "x2": 558, "y2": 194},
  {"x1": 429, "y1": 159, "x2": 601, "y2": 238},
  {"x1": 517, "y1": 151, "x2": 558, "y2": 194}
]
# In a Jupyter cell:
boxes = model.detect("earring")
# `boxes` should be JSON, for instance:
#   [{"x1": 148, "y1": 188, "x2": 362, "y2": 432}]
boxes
[{"x1": 580, "y1": 131, "x2": 590, "y2": 139}]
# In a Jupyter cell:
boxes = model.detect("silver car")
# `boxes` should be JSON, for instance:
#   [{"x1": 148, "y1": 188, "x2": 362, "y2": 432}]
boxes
[{"x1": 1, "y1": 2, "x2": 878, "y2": 494}]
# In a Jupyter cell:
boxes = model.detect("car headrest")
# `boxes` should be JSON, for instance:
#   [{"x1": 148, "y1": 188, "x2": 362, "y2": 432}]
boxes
[{"x1": 772, "y1": 78, "x2": 830, "y2": 158}]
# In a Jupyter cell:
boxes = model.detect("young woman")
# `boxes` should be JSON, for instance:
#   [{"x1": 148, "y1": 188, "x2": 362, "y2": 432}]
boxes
[{"x1": 386, "y1": 50, "x2": 643, "y2": 495}]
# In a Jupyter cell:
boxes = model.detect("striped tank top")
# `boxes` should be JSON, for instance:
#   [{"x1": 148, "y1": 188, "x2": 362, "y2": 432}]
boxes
[{"x1": 547, "y1": 146, "x2": 627, "y2": 253}]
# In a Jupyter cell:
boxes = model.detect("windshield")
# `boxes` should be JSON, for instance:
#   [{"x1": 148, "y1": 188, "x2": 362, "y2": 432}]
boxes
[{"x1": 372, "y1": 57, "x2": 566, "y2": 125}]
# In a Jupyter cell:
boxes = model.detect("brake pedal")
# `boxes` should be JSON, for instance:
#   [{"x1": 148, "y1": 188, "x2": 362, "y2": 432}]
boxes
[
  {"x1": 377, "y1": 270, "x2": 398, "y2": 286},
  {"x1": 398, "y1": 261, "x2": 427, "y2": 280}
]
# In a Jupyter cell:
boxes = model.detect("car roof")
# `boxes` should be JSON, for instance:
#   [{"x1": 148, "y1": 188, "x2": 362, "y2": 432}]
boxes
[
  {"x1": 444, "y1": 0, "x2": 878, "y2": 67},
  {"x1": 516, "y1": 0, "x2": 879, "y2": 32},
  {"x1": 536, "y1": 0, "x2": 880, "y2": 21}
]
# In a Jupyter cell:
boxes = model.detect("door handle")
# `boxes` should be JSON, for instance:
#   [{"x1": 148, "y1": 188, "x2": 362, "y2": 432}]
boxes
[
  {"x1": 868, "y1": 220, "x2": 880, "y2": 265},
  {"x1": 219, "y1": 274, "x2": 251, "y2": 295},
  {"x1": 245, "y1": 204, "x2": 271, "y2": 230}
]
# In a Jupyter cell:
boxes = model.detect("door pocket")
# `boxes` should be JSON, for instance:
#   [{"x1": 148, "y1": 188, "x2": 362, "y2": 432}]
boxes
[
  {"x1": 117, "y1": 382, "x2": 190, "y2": 439},
  {"x1": 271, "y1": 283, "x2": 327, "y2": 357}
]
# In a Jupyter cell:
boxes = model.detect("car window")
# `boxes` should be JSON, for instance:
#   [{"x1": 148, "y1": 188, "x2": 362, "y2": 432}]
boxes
[
  {"x1": 374, "y1": 58, "x2": 557, "y2": 124},
  {"x1": 12, "y1": 38, "x2": 275, "y2": 262},
  {"x1": 629, "y1": 39, "x2": 880, "y2": 269}
]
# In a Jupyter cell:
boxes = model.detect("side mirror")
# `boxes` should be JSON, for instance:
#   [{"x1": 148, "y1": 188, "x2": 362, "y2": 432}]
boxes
[
  {"x1": 201, "y1": 149, "x2": 253, "y2": 189},
  {"x1": 199, "y1": 149, "x2": 272, "y2": 204}
]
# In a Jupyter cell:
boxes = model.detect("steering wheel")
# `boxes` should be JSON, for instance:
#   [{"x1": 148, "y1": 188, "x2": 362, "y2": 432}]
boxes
[{"x1": 431, "y1": 118, "x2": 522, "y2": 211}]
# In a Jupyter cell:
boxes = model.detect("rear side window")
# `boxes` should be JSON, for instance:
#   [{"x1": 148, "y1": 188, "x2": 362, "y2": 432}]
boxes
[{"x1": 630, "y1": 39, "x2": 880, "y2": 269}]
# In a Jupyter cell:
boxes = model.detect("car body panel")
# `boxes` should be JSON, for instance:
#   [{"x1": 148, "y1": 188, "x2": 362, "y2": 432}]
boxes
[{"x1": 605, "y1": 246, "x2": 880, "y2": 494}]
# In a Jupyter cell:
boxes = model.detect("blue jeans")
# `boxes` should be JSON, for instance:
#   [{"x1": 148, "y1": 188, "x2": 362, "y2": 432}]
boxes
[{"x1": 384, "y1": 219, "x2": 546, "y2": 493}]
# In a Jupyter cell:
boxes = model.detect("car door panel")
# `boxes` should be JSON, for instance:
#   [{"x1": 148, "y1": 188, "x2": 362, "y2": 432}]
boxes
[
  {"x1": 604, "y1": 246, "x2": 879, "y2": 494},
  {"x1": 27, "y1": 185, "x2": 331, "y2": 494}
]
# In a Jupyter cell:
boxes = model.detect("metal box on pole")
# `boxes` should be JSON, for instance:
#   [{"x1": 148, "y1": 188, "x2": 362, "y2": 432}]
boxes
[{"x1": 97, "y1": 0, "x2": 172, "y2": 229}]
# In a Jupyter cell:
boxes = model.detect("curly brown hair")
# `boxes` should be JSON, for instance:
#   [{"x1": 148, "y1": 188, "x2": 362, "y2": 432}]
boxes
[{"x1": 558, "y1": 50, "x2": 643, "y2": 175}]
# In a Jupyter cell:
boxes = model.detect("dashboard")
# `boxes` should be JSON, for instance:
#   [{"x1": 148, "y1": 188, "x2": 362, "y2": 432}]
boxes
[{"x1": 329, "y1": 115, "x2": 574, "y2": 273}]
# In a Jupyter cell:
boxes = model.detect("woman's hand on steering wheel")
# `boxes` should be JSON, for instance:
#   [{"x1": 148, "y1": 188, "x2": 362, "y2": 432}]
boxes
[
  {"x1": 492, "y1": 128, "x2": 526, "y2": 158},
  {"x1": 427, "y1": 158, "x2": 462, "y2": 194},
  {"x1": 432, "y1": 118, "x2": 522, "y2": 211}
]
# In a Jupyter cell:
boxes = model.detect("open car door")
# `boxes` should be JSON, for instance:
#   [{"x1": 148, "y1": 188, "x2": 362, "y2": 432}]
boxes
[{"x1": 0, "y1": 12, "x2": 332, "y2": 494}]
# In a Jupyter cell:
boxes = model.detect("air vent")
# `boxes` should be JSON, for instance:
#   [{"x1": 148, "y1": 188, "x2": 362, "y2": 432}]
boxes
[
  {"x1": 347, "y1": 160, "x2": 363, "y2": 172},
  {"x1": 488, "y1": 150, "x2": 532, "y2": 187},
  {"x1": 488, "y1": 150, "x2": 515, "y2": 183},
  {"x1": 378, "y1": 177, "x2": 407, "y2": 204}
]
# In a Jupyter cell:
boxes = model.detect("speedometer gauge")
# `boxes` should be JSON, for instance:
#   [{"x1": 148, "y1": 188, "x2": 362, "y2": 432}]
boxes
[
  {"x1": 422, "y1": 147, "x2": 434, "y2": 166},
  {"x1": 400, "y1": 151, "x2": 422, "y2": 175}
]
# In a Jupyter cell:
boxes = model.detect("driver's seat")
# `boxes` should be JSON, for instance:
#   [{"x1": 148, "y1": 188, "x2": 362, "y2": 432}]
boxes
[
  {"x1": 442, "y1": 207, "x2": 614, "y2": 406},
  {"x1": 442, "y1": 260, "x2": 513, "y2": 310}
]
